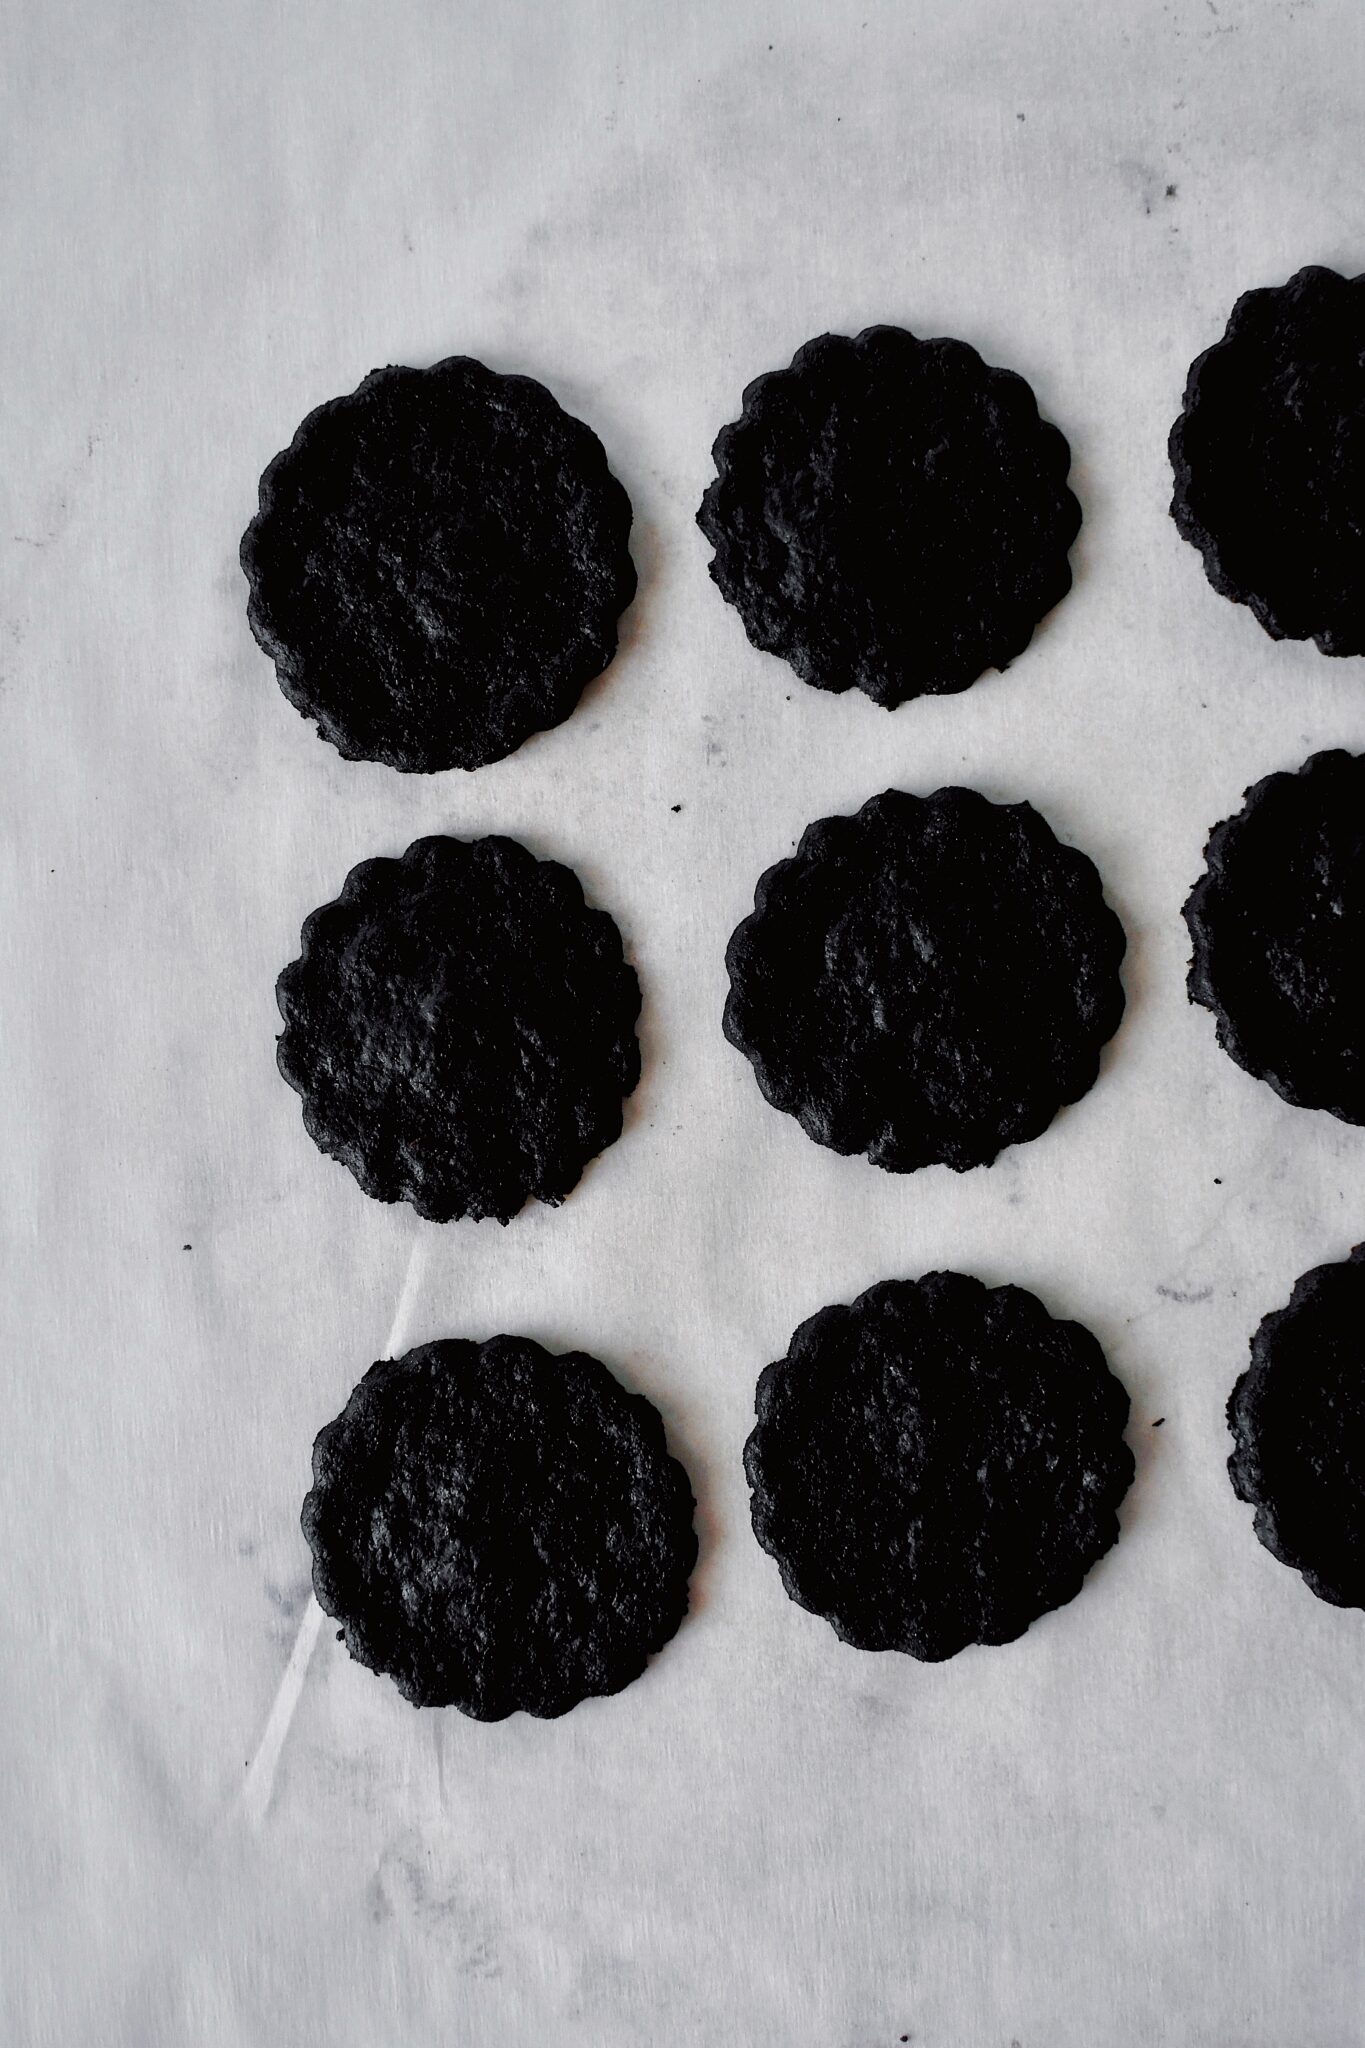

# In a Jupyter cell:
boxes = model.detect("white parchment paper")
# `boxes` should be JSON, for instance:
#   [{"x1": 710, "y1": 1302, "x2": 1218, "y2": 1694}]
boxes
[{"x1": 5, "y1": 1, "x2": 1365, "y2": 2040}]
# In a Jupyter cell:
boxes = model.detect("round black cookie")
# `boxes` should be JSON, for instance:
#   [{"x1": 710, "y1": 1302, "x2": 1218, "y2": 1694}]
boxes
[
  {"x1": 745, "y1": 1273, "x2": 1133, "y2": 1660},
  {"x1": 1170, "y1": 267, "x2": 1365, "y2": 655},
  {"x1": 303, "y1": 1336, "x2": 697, "y2": 1716},
  {"x1": 241, "y1": 357, "x2": 636, "y2": 771},
  {"x1": 1184, "y1": 750, "x2": 1365, "y2": 1124},
  {"x1": 276, "y1": 834, "x2": 641, "y2": 1222},
  {"x1": 696, "y1": 325, "x2": 1080, "y2": 706},
  {"x1": 1228, "y1": 1245, "x2": 1365, "y2": 1609},
  {"x1": 724, "y1": 787, "x2": 1126, "y2": 1173}
]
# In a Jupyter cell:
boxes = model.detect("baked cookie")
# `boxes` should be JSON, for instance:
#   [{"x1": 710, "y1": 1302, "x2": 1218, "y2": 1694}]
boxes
[
  {"x1": 241, "y1": 357, "x2": 636, "y2": 771},
  {"x1": 303, "y1": 1336, "x2": 697, "y2": 1715},
  {"x1": 744, "y1": 1273, "x2": 1133, "y2": 1660},
  {"x1": 724, "y1": 787, "x2": 1126, "y2": 1173},
  {"x1": 1170, "y1": 266, "x2": 1365, "y2": 655},
  {"x1": 1228, "y1": 1245, "x2": 1365, "y2": 1609},
  {"x1": 1184, "y1": 749, "x2": 1365, "y2": 1124},
  {"x1": 696, "y1": 325, "x2": 1080, "y2": 705},
  {"x1": 276, "y1": 834, "x2": 641, "y2": 1222}
]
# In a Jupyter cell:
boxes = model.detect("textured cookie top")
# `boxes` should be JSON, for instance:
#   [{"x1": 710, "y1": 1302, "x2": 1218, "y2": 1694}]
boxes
[
  {"x1": 745, "y1": 1273, "x2": 1133, "y2": 1661},
  {"x1": 724, "y1": 787, "x2": 1126, "y2": 1173},
  {"x1": 1169, "y1": 266, "x2": 1365, "y2": 655},
  {"x1": 276, "y1": 834, "x2": 641, "y2": 1222},
  {"x1": 1228, "y1": 1245, "x2": 1365, "y2": 1610},
  {"x1": 303, "y1": 1336, "x2": 697, "y2": 1716},
  {"x1": 241, "y1": 357, "x2": 636, "y2": 771},
  {"x1": 696, "y1": 325, "x2": 1080, "y2": 705},
  {"x1": 1184, "y1": 749, "x2": 1365, "y2": 1124}
]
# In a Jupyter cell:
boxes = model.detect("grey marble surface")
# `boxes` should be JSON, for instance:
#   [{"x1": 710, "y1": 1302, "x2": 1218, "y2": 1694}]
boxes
[{"x1": 4, "y1": 0, "x2": 1365, "y2": 2041}]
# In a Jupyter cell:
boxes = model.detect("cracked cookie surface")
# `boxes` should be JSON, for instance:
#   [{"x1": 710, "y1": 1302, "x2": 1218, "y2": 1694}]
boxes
[
  {"x1": 724, "y1": 787, "x2": 1126, "y2": 1173},
  {"x1": 1228, "y1": 1246, "x2": 1365, "y2": 1610},
  {"x1": 697, "y1": 325, "x2": 1079, "y2": 705},
  {"x1": 304, "y1": 1336, "x2": 697, "y2": 1716},
  {"x1": 1184, "y1": 750, "x2": 1365, "y2": 1124},
  {"x1": 1170, "y1": 267, "x2": 1365, "y2": 655},
  {"x1": 745, "y1": 1273, "x2": 1133, "y2": 1660},
  {"x1": 242, "y1": 356, "x2": 636, "y2": 771},
  {"x1": 277, "y1": 834, "x2": 641, "y2": 1222}
]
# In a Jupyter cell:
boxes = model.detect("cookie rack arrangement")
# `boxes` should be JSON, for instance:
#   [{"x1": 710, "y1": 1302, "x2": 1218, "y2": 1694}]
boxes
[{"x1": 240, "y1": 265, "x2": 1365, "y2": 1721}]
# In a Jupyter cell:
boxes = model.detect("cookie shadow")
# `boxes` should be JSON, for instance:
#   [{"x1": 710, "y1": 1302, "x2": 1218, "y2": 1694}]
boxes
[
  {"x1": 1094, "y1": 864, "x2": 1152, "y2": 1099},
  {"x1": 611, "y1": 509, "x2": 663, "y2": 672},
  {"x1": 617, "y1": 936, "x2": 660, "y2": 1148}
]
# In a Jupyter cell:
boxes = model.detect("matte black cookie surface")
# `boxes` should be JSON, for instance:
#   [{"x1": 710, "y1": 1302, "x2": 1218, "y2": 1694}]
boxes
[
  {"x1": 241, "y1": 357, "x2": 636, "y2": 771},
  {"x1": 277, "y1": 835, "x2": 641, "y2": 1222},
  {"x1": 1170, "y1": 267, "x2": 1365, "y2": 655},
  {"x1": 745, "y1": 1273, "x2": 1133, "y2": 1660},
  {"x1": 303, "y1": 1337, "x2": 697, "y2": 1716},
  {"x1": 1229, "y1": 1245, "x2": 1365, "y2": 1609},
  {"x1": 724, "y1": 787, "x2": 1126, "y2": 1173},
  {"x1": 696, "y1": 325, "x2": 1080, "y2": 705},
  {"x1": 1184, "y1": 750, "x2": 1365, "y2": 1124}
]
